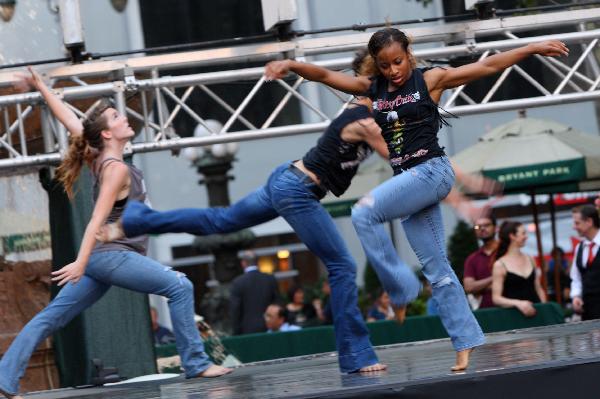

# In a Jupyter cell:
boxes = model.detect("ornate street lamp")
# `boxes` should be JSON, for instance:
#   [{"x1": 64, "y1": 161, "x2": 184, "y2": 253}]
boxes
[{"x1": 183, "y1": 120, "x2": 255, "y2": 333}]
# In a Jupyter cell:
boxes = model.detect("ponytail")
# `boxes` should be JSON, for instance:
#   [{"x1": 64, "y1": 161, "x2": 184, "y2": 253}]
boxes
[
  {"x1": 55, "y1": 135, "x2": 98, "y2": 199},
  {"x1": 352, "y1": 48, "x2": 379, "y2": 77},
  {"x1": 55, "y1": 99, "x2": 110, "y2": 199}
]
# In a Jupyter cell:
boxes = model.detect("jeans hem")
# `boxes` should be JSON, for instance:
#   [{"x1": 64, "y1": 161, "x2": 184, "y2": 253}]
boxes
[
  {"x1": 453, "y1": 335, "x2": 486, "y2": 352},
  {"x1": 0, "y1": 379, "x2": 17, "y2": 396},
  {"x1": 339, "y1": 345, "x2": 379, "y2": 373},
  {"x1": 184, "y1": 362, "x2": 214, "y2": 379}
]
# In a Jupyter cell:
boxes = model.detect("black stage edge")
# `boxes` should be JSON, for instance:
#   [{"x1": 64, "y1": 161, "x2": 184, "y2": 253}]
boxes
[{"x1": 24, "y1": 321, "x2": 600, "y2": 399}]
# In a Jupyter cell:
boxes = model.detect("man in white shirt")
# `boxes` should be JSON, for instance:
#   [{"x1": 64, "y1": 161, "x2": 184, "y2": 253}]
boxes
[
  {"x1": 264, "y1": 304, "x2": 301, "y2": 333},
  {"x1": 570, "y1": 204, "x2": 600, "y2": 320}
]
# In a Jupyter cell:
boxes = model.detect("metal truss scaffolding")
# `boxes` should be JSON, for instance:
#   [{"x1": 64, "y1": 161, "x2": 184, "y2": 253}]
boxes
[{"x1": 2, "y1": 7, "x2": 600, "y2": 173}]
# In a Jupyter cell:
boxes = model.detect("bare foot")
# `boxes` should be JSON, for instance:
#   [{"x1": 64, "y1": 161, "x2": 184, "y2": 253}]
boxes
[
  {"x1": 359, "y1": 363, "x2": 388, "y2": 373},
  {"x1": 197, "y1": 364, "x2": 233, "y2": 378},
  {"x1": 451, "y1": 348, "x2": 474, "y2": 372},
  {"x1": 392, "y1": 305, "x2": 407, "y2": 324},
  {"x1": 0, "y1": 387, "x2": 23, "y2": 399},
  {"x1": 96, "y1": 220, "x2": 125, "y2": 242}
]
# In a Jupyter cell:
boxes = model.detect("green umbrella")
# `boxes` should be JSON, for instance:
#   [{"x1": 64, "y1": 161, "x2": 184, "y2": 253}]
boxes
[
  {"x1": 453, "y1": 114, "x2": 600, "y2": 304},
  {"x1": 452, "y1": 116, "x2": 600, "y2": 194}
]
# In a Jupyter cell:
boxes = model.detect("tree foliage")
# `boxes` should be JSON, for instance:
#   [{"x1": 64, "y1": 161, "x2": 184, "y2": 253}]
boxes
[{"x1": 447, "y1": 220, "x2": 479, "y2": 281}]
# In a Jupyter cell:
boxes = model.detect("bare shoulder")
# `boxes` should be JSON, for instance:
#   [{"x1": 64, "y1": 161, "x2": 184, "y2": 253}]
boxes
[
  {"x1": 101, "y1": 161, "x2": 130, "y2": 185},
  {"x1": 351, "y1": 96, "x2": 373, "y2": 109},
  {"x1": 422, "y1": 66, "x2": 447, "y2": 86},
  {"x1": 492, "y1": 259, "x2": 506, "y2": 274}
]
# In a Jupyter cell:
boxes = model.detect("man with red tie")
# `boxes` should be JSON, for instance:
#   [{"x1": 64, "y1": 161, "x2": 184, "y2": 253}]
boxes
[{"x1": 571, "y1": 204, "x2": 600, "y2": 320}]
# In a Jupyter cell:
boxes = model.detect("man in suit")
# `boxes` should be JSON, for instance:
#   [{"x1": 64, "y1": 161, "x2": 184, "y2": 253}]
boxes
[
  {"x1": 229, "y1": 250, "x2": 280, "y2": 335},
  {"x1": 570, "y1": 204, "x2": 600, "y2": 320}
]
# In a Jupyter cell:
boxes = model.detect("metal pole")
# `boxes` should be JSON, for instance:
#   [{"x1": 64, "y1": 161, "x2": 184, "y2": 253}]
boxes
[
  {"x1": 40, "y1": 106, "x2": 56, "y2": 153},
  {"x1": 548, "y1": 193, "x2": 561, "y2": 305},
  {"x1": 530, "y1": 189, "x2": 548, "y2": 296},
  {"x1": 15, "y1": 103, "x2": 27, "y2": 156}
]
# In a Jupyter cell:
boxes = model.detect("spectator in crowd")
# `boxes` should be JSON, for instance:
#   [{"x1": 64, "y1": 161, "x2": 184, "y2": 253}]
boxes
[
  {"x1": 463, "y1": 215, "x2": 498, "y2": 310},
  {"x1": 229, "y1": 250, "x2": 280, "y2": 335},
  {"x1": 286, "y1": 285, "x2": 317, "y2": 327},
  {"x1": 314, "y1": 279, "x2": 333, "y2": 325},
  {"x1": 366, "y1": 289, "x2": 395, "y2": 322},
  {"x1": 492, "y1": 221, "x2": 547, "y2": 317},
  {"x1": 547, "y1": 246, "x2": 571, "y2": 304},
  {"x1": 422, "y1": 279, "x2": 438, "y2": 316},
  {"x1": 150, "y1": 307, "x2": 176, "y2": 345},
  {"x1": 264, "y1": 303, "x2": 301, "y2": 333},
  {"x1": 570, "y1": 205, "x2": 600, "y2": 320}
]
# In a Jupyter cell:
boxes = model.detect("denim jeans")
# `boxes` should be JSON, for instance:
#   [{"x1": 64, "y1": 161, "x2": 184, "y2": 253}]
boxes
[
  {"x1": 122, "y1": 162, "x2": 378, "y2": 373},
  {"x1": 0, "y1": 251, "x2": 211, "y2": 395},
  {"x1": 351, "y1": 156, "x2": 485, "y2": 352}
]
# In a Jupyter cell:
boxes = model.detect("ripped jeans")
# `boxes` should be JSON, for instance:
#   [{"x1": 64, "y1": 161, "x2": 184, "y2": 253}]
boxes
[
  {"x1": 118, "y1": 162, "x2": 379, "y2": 373},
  {"x1": 0, "y1": 250, "x2": 212, "y2": 395},
  {"x1": 351, "y1": 156, "x2": 484, "y2": 351}
]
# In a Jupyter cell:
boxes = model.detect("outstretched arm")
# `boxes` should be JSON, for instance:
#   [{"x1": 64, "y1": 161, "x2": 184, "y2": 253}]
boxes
[
  {"x1": 15, "y1": 67, "x2": 83, "y2": 137},
  {"x1": 265, "y1": 59, "x2": 372, "y2": 95},
  {"x1": 425, "y1": 40, "x2": 568, "y2": 100}
]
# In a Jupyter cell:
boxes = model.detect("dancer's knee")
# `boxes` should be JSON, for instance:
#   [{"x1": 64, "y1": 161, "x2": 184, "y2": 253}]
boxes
[
  {"x1": 169, "y1": 271, "x2": 194, "y2": 298},
  {"x1": 351, "y1": 194, "x2": 376, "y2": 227},
  {"x1": 430, "y1": 274, "x2": 457, "y2": 290},
  {"x1": 327, "y1": 258, "x2": 357, "y2": 282}
]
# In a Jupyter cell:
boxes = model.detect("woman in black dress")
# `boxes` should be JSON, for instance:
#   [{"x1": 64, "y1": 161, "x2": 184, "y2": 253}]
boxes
[{"x1": 492, "y1": 221, "x2": 547, "y2": 317}]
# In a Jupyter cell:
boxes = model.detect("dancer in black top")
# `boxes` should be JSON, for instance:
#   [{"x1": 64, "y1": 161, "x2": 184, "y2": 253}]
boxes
[{"x1": 264, "y1": 27, "x2": 567, "y2": 371}]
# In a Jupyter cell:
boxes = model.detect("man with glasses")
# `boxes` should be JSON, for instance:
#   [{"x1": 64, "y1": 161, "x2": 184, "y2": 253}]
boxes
[{"x1": 463, "y1": 216, "x2": 498, "y2": 309}]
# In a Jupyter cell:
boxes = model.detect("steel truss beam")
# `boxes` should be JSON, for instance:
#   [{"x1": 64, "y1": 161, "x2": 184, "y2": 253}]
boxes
[{"x1": 2, "y1": 8, "x2": 600, "y2": 173}]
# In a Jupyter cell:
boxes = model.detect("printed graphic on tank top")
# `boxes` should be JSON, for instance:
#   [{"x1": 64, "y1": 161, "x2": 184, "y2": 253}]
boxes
[{"x1": 369, "y1": 68, "x2": 446, "y2": 174}]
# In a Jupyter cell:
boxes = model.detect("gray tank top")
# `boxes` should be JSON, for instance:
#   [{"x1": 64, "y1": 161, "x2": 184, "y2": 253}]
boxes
[{"x1": 91, "y1": 157, "x2": 149, "y2": 255}]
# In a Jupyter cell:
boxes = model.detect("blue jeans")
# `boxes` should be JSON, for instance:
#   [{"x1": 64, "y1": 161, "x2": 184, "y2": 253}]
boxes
[
  {"x1": 122, "y1": 162, "x2": 378, "y2": 373},
  {"x1": 351, "y1": 156, "x2": 485, "y2": 352},
  {"x1": 0, "y1": 251, "x2": 211, "y2": 395}
]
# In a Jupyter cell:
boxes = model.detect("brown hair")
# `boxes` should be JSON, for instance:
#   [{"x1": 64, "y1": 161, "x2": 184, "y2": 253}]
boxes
[
  {"x1": 573, "y1": 204, "x2": 600, "y2": 228},
  {"x1": 55, "y1": 99, "x2": 111, "y2": 199},
  {"x1": 496, "y1": 221, "x2": 523, "y2": 260},
  {"x1": 367, "y1": 27, "x2": 417, "y2": 70},
  {"x1": 351, "y1": 47, "x2": 378, "y2": 77}
]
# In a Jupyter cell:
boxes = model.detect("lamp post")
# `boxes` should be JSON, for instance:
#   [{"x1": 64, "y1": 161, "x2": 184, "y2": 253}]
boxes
[{"x1": 183, "y1": 120, "x2": 255, "y2": 333}]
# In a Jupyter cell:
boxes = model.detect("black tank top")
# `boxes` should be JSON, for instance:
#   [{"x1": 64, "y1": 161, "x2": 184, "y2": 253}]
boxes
[
  {"x1": 91, "y1": 157, "x2": 149, "y2": 255},
  {"x1": 368, "y1": 68, "x2": 445, "y2": 174},
  {"x1": 501, "y1": 260, "x2": 540, "y2": 303},
  {"x1": 302, "y1": 105, "x2": 373, "y2": 197}
]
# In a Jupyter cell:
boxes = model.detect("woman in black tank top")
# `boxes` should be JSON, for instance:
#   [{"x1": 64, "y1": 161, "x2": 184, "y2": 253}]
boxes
[
  {"x1": 265, "y1": 28, "x2": 567, "y2": 372},
  {"x1": 492, "y1": 221, "x2": 547, "y2": 317},
  {"x1": 0, "y1": 69, "x2": 231, "y2": 398}
]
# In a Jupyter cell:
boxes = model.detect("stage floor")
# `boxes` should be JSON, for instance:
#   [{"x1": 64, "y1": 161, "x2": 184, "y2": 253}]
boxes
[{"x1": 23, "y1": 320, "x2": 600, "y2": 399}]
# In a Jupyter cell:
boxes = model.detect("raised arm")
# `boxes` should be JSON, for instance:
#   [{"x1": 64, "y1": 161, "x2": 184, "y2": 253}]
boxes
[
  {"x1": 425, "y1": 40, "x2": 569, "y2": 100},
  {"x1": 265, "y1": 59, "x2": 372, "y2": 95},
  {"x1": 51, "y1": 162, "x2": 129, "y2": 286},
  {"x1": 15, "y1": 67, "x2": 84, "y2": 137}
]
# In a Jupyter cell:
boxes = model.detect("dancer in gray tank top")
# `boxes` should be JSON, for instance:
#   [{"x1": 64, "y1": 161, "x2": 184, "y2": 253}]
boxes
[{"x1": 0, "y1": 68, "x2": 231, "y2": 399}]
